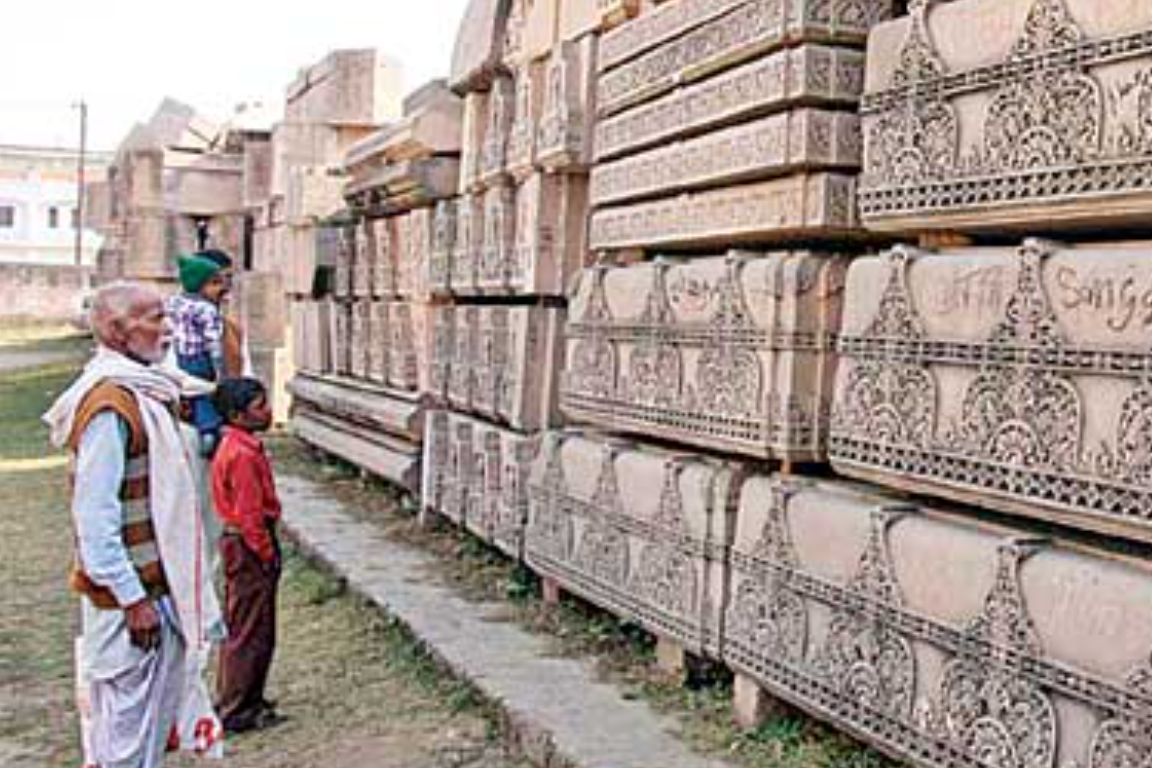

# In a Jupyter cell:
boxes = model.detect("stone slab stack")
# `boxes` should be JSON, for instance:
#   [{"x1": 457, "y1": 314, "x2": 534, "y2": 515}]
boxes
[
  {"x1": 527, "y1": 0, "x2": 897, "y2": 660},
  {"x1": 418, "y1": 0, "x2": 605, "y2": 556},
  {"x1": 258, "y1": 50, "x2": 402, "y2": 421},
  {"x1": 289, "y1": 79, "x2": 456, "y2": 494}
]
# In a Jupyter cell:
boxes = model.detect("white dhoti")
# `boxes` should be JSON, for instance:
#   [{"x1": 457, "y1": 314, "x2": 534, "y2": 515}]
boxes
[{"x1": 80, "y1": 598, "x2": 185, "y2": 768}]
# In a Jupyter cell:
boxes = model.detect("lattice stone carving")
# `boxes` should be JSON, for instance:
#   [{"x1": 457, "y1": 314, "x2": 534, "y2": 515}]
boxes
[
  {"x1": 832, "y1": 239, "x2": 1152, "y2": 545},
  {"x1": 590, "y1": 109, "x2": 861, "y2": 207},
  {"x1": 724, "y1": 474, "x2": 1152, "y2": 768},
  {"x1": 861, "y1": 0, "x2": 1152, "y2": 233},
  {"x1": 589, "y1": 173, "x2": 862, "y2": 250},
  {"x1": 525, "y1": 430, "x2": 740, "y2": 654},
  {"x1": 445, "y1": 304, "x2": 565, "y2": 431},
  {"x1": 563, "y1": 251, "x2": 846, "y2": 461},
  {"x1": 594, "y1": 44, "x2": 865, "y2": 163},
  {"x1": 537, "y1": 36, "x2": 599, "y2": 171},
  {"x1": 597, "y1": 0, "x2": 747, "y2": 73},
  {"x1": 596, "y1": 0, "x2": 895, "y2": 117}
]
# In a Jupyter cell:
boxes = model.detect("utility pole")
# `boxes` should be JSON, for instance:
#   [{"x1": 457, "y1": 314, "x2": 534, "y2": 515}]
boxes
[{"x1": 73, "y1": 100, "x2": 88, "y2": 269}]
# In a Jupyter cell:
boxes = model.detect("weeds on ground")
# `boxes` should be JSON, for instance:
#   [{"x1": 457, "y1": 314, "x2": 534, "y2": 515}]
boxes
[{"x1": 271, "y1": 434, "x2": 898, "y2": 768}]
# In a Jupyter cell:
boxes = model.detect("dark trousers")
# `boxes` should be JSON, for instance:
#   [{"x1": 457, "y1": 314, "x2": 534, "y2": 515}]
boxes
[
  {"x1": 177, "y1": 352, "x2": 223, "y2": 440},
  {"x1": 216, "y1": 534, "x2": 280, "y2": 730}
]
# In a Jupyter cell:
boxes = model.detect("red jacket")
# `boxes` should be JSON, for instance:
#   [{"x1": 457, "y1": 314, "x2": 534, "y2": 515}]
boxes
[{"x1": 211, "y1": 427, "x2": 282, "y2": 563}]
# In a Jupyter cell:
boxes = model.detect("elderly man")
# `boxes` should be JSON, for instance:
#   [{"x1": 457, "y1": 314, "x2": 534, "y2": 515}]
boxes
[{"x1": 43, "y1": 282, "x2": 223, "y2": 768}]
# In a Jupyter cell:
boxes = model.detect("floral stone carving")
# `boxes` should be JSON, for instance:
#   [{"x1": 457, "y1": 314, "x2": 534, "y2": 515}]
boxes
[
  {"x1": 861, "y1": 0, "x2": 1152, "y2": 233},
  {"x1": 562, "y1": 251, "x2": 847, "y2": 461},
  {"x1": 525, "y1": 431, "x2": 741, "y2": 654},
  {"x1": 832, "y1": 238, "x2": 1152, "y2": 545},
  {"x1": 725, "y1": 474, "x2": 1152, "y2": 768}
]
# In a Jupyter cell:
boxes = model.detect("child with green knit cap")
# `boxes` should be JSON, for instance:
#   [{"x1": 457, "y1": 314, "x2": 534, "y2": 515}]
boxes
[{"x1": 166, "y1": 253, "x2": 230, "y2": 455}]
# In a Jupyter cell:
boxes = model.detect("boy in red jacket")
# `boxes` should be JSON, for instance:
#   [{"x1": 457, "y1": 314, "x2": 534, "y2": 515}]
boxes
[{"x1": 211, "y1": 377, "x2": 284, "y2": 734}]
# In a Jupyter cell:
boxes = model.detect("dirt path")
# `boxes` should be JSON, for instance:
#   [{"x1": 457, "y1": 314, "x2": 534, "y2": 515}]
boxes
[{"x1": 0, "y1": 351, "x2": 530, "y2": 768}]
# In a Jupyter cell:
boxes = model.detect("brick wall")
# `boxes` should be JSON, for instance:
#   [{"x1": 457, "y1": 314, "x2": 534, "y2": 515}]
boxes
[{"x1": 0, "y1": 263, "x2": 93, "y2": 324}]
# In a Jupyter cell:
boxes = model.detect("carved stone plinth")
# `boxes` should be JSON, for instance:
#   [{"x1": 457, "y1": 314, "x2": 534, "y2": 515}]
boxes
[
  {"x1": 352, "y1": 222, "x2": 374, "y2": 299},
  {"x1": 479, "y1": 77, "x2": 515, "y2": 187},
  {"x1": 511, "y1": 173, "x2": 588, "y2": 297},
  {"x1": 479, "y1": 183, "x2": 517, "y2": 292},
  {"x1": 590, "y1": 109, "x2": 861, "y2": 207},
  {"x1": 331, "y1": 302, "x2": 352, "y2": 377},
  {"x1": 285, "y1": 167, "x2": 344, "y2": 225},
  {"x1": 429, "y1": 305, "x2": 455, "y2": 402},
  {"x1": 366, "y1": 300, "x2": 389, "y2": 385},
  {"x1": 537, "y1": 36, "x2": 599, "y2": 172},
  {"x1": 333, "y1": 225, "x2": 356, "y2": 301},
  {"x1": 726, "y1": 473, "x2": 1152, "y2": 768},
  {"x1": 832, "y1": 239, "x2": 1152, "y2": 545},
  {"x1": 430, "y1": 199, "x2": 457, "y2": 295},
  {"x1": 441, "y1": 303, "x2": 565, "y2": 431},
  {"x1": 563, "y1": 251, "x2": 845, "y2": 461},
  {"x1": 506, "y1": 63, "x2": 542, "y2": 179},
  {"x1": 459, "y1": 92, "x2": 490, "y2": 194},
  {"x1": 861, "y1": 0, "x2": 1152, "y2": 233},
  {"x1": 525, "y1": 431, "x2": 740, "y2": 656},
  {"x1": 367, "y1": 217, "x2": 395, "y2": 297},
  {"x1": 292, "y1": 409, "x2": 421, "y2": 492},
  {"x1": 450, "y1": 195, "x2": 485, "y2": 295},
  {"x1": 594, "y1": 45, "x2": 864, "y2": 163},
  {"x1": 422, "y1": 409, "x2": 542, "y2": 558},
  {"x1": 589, "y1": 173, "x2": 862, "y2": 250},
  {"x1": 596, "y1": 0, "x2": 895, "y2": 116},
  {"x1": 349, "y1": 299, "x2": 372, "y2": 379}
]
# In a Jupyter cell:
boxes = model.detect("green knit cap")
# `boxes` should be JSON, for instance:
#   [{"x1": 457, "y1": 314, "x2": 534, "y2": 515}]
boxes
[{"x1": 177, "y1": 254, "x2": 222, "y2": 293}]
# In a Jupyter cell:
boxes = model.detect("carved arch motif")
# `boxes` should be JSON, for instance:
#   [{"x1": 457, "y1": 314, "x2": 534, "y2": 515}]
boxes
[
  {"x1": 575, "y1": 444, "x2": 630, "y2": 588},
  {"x1": 630, "y1": 461, "x2": 697, "y2": 618},
  {"x1": 569, "y1": 265, "x2": 618, "y2": 400},
  {"x1": 726, "y1": 481, "x2": 808, "y2": 664},
  {"x1": 932, "y1": 540, "x2": 1058, "y2": 768},
  {"x1": 626, "y1": 260, "x2": 684, "y2": 408},
  {"x1": 812, "y1": 507, "x2": 917, "y2": 720},
  {"x1": 692, "y1": 255, "x2": 762, "y2": 419}
]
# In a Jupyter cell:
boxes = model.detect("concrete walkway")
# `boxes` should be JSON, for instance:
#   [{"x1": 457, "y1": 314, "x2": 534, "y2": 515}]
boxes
[{"x1": 279, "y1": 474, "x2": 733, "y2": 768}]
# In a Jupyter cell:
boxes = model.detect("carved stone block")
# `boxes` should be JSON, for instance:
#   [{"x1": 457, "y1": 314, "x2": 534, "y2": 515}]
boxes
[
  {"x1": 563, "y1": 251, "x2": 845, "y2": 461},
  {"x1": 726, "y1": 473, "x2": 1152, "y2": 768},
  {"x1": 597, "y1": 0, "x2": 746, "y2": 73},
  {"x1": 590, "y1": 109, "x2": 861, "y2": 207},
  {"x1": 594, "y1": 45, "x2": 865, "y2": 163},
  {"x1": 331, "y1": 302, "x2": 352, "y2": 376},
  {"x1": 285, "y1": 49, "x2": 403, "y2": 126},
  {"x1": 289, "y1": 372, "x2": 425, "y2": 443},
  {"x1": 430, "y1": 199, "x2": 457, "y2": 295},
  {"x1": 406, "y1": 207, "x2": 435, "y2": 300},
  {"x1": 293, "y1": 409, "x2": 421, "y2": 492},
  {"x1": 448, "y1": 305, "x2": 481, "y2": 410},
  {"x1": 861, "y1": 0, "x2": 1152, "y2": 234},
  {"x1": 291, "y1": 300, "x2": 326, "y2": 375},
  {"x1": 599, "y1": 0, "x2": 641, "y2": 31},
  {"x1": 285, "y1": 225, "x2": 319, "y2": 297},
  {"x1": 422, "y1": 410, "x2": 543, "y2": 557},
  {"x1": 537, "y1": 36, "x2": 599, "y2": 171},
  {"x1": 349, "y1": 298, "x2": 372, "y2": 379},
  {"x1": 444, "y1": 304, "x2": 565, "y2": 431},
  {"x1": 429, "y1": 305, "x2": 455, "y2": 402},
  {"x1": 450, "y1": 0, "x2": 512, "y2": 92},
  {"x1": 451, "y1": 194, "x2": 485, "y2": 294},
  {"x1": 596, "y1": 0, "x2": 895, "y2": 116},
  {"x1": 832, "y1": 239, "x2": 1152, "y2": 544},
  {"x1": 589, "y1": 173, "x2": 862, "y2": 250},
  {"x1": 512, "y1": 173, "x2": 589, "y2": 297},
  {"x1": 333, "y1": 225, "x2": 356, "y2": 300},
  {"x1": 284, "y1": 167, "x2": 344, "y2": 225},
  {"x1": 353, "y1": 220, "x2": 375, "y2": 299},
  {"x1": 459, "y1": 92, "x2": 490, "y2": 194},
  {"x1": 366, "y1": 300, "x2": 390, "y2": 385},
  {"x1": 480, "y1": 76, "x2": 515, "y2": 186},
  {"x1": 479, "y1": 183, "x2": 517, "y2": 292},
  {"x1": 525, "y1": 431, "x2": 741, "y2": 655},
  {"x1": 506, "y1": 62, "x2": 543, "y2": 179},
  {"x1": 368, "y1": 217, "x2": 395, "y2": 297}
]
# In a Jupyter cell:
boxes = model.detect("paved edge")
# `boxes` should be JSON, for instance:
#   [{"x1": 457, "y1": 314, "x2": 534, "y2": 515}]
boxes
[{"x1": 278, "y1": 474, "x2": 732, "y2": 768}]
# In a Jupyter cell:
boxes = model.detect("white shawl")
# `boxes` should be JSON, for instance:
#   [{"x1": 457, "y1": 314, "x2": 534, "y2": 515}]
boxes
[{"x1": 43, "y1": 346, "x2": 224, "y2": 648}]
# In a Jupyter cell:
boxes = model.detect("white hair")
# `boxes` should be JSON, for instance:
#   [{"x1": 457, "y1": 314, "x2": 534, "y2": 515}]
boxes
[{"x1": 89, "y1": 281, "x2": 161, "y2": 345}]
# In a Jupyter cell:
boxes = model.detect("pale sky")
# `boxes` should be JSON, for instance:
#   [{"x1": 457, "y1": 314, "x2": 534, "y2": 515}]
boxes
[{"x1": 0, "y1": 0, "x2": 472, "y2": 151}]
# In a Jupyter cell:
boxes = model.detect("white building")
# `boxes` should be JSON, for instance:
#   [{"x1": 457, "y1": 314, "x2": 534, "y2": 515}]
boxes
[{"x1": 0, "y1": 144, "x2": 110, "y2": 265}]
